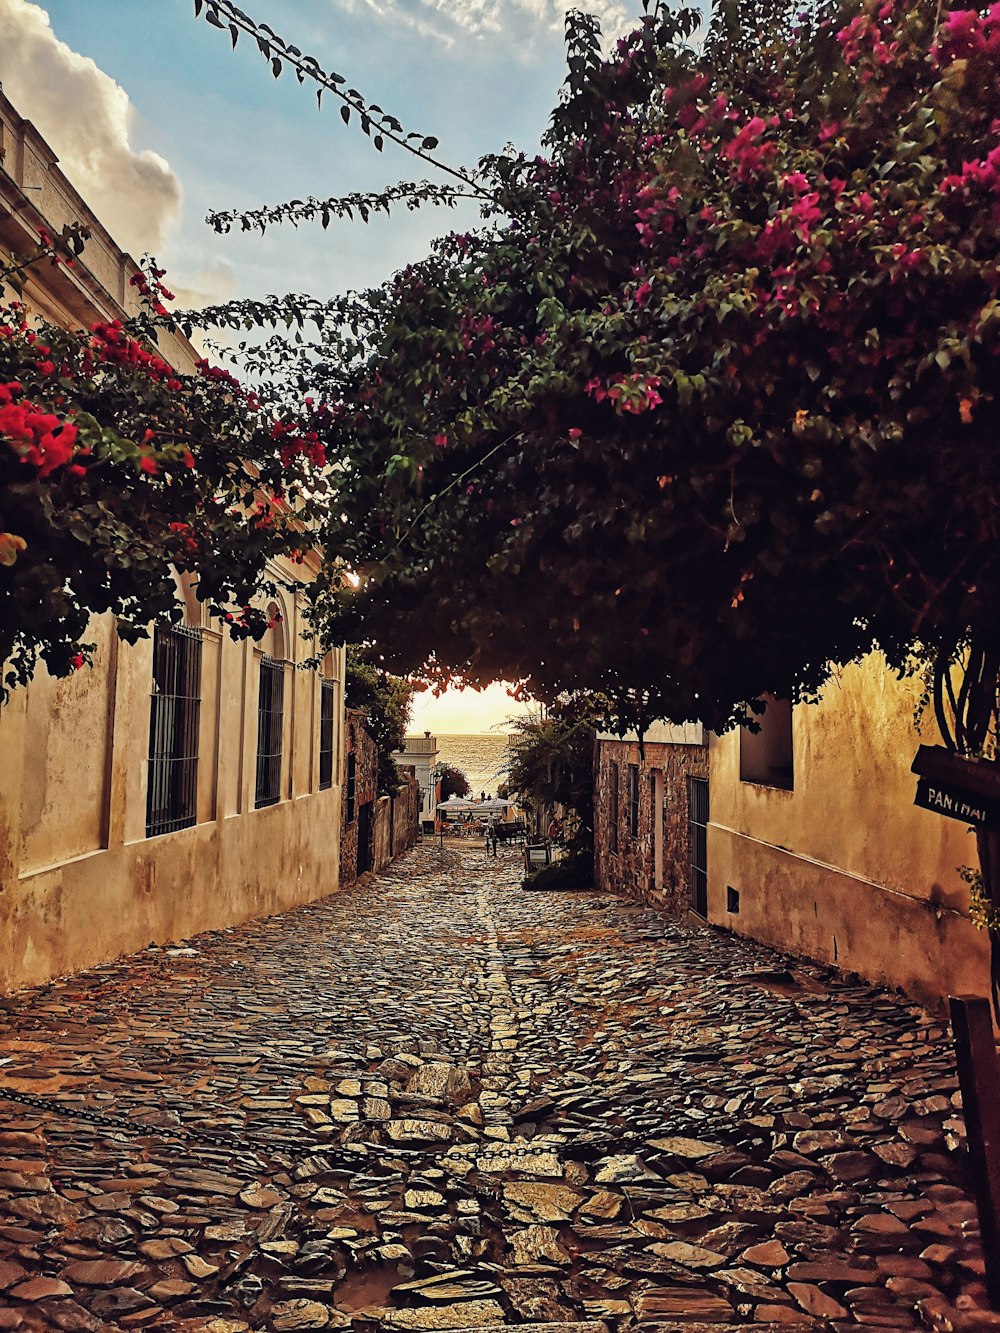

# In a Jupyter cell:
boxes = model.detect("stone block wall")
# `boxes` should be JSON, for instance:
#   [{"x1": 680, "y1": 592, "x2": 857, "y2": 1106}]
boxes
[
  {"x1": 341, "y1": 710, "x2": 379, "y2": 885},
  {"x1": 594, "y1": 737, "x2": 709, "y2": 914},
  {"x1": 392, "y1": 770, "x2": 420, "y2": 860},
  {"x1": 373, "y1": 773, "x2": 420, "y2": 871}
]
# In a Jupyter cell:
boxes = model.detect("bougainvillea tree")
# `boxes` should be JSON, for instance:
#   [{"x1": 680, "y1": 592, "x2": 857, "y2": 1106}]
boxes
[
  {"x1": 276, "y1": 0, "x2": 1000, "y2": 742},
  {"x1": 0, "y1": 249, "x2": 329, "y2": 689}
]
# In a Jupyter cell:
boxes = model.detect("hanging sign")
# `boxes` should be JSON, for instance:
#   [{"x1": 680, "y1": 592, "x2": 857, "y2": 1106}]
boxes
[{"x1": 912, "y1": 746, "x2": 1000, "y2": 831}]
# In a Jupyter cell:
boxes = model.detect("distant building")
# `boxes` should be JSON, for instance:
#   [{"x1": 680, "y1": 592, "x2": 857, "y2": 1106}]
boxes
[
  {"x1": 594, "y1": 722, "x2": 707, "y2": 914},
  {"x1": 393, "y1": 732, "x2": 440, "y2": 825}
]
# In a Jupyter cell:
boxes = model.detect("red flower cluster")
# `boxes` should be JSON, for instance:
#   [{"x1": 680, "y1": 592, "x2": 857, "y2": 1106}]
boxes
[
  {"x1": 90, "y1": 321, "x2": 180, "y2": 389},
  {"x1": 586, "y1": 373, "x2": 663, "y2": 414},
  {"x1": 270, "y1": 419, "x2": 327, "y2": 468},
  {"x1": 129, "y1": 262, "x2": 175, "y2": 318},
  {"x1": 0, "y1": 382, "x2": 78, "y2": 476},
  {"x1": 195, "y1": 357, "x2": 241, "y2": 392}
]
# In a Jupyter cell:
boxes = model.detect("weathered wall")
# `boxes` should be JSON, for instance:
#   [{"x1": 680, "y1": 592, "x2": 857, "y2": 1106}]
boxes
[
  {"x1": 708, "y1": 652, "x2": 991, "y2": 1008},
  {"x1": 340, "y1": 711, "x2": 379, "y2": 885},
  {"x1": 594, "y1": 737, "x2": 709, "y2": 914},
  {"x1": 0, "y1": 87, "x2": 196, "y2": 368},
  {"x1": 0, "y1": 91, "x2": 351, "y2": 994},
  {"x1": 392, "y1": 771, "x2": 420, "y2": 861},
  {"x1": 374, "y1": 770, "x2": 420, "y2": 870},
  {"x1": 0, "y1": 581, "x2": 346, "y2": 994}
]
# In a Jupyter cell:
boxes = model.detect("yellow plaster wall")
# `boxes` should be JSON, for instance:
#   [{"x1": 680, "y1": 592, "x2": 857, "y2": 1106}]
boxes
[
  {"x1": 0, "y1": 595, "x2": 346, "y2": 995},
  {"x1": 708, "y1": 653, "x2": 991, "y2": 1007},
  {"x1": 19, "y1": 618, "x2": 116, "y2": 873}
]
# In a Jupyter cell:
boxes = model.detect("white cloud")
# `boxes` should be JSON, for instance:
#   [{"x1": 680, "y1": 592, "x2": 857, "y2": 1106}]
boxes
[
  {"x1": 169, "y1": 260, "x2": 239, "y2": 311},
  {"x1": 0, "y1": 0, "x2": 182, "y2": 258},
  {"x1": 336, "y1": 0, "x2": 636, "y2": 48}
]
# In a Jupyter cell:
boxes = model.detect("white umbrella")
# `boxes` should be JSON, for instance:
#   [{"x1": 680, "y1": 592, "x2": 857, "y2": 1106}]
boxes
[{"x1": 436, "y1": 796, "x2": 478, "y2": 813}]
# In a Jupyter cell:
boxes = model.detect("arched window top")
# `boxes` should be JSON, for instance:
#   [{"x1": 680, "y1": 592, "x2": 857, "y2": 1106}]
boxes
[
  {"x1": 321, "y1": 649, "x2": 337, "y2": 680},
  {"x1": 265, "y1": 600, "x2": 286, "y2": 661},
  {"x1": 174, "y1": 571, "x2": 204, "y2": 629}
]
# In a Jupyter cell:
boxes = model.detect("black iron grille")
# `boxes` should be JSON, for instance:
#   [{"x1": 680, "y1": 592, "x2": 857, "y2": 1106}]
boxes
[
  {"x1": 255, "y1": 655, "x2": 285, "y2": 809},
  {"x1": 627, "y1": 763, "x2": 640, "y2": 837},
  {"x1": 319, "y1": 680, "x2": 336, "y2": 790},
  {"x1": 689, "y1": 775, "x2": 709, "y2": 917},
  {"x1": 146, "y1": 625, "x2": 203, "y2": 839}
]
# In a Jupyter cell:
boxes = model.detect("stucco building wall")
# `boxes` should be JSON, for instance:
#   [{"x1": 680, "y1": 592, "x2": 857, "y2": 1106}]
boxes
[
  {"x1": 0, "y1": 578, "x2": 346, "y2": 994},
  {"x1": 594, "y1": 725, "x2": 708, "y2": 914},
  {"x1": 0, "y1": 90, "x2": 352, "y2": 994},
  {"x1": 0, "y1": 88, "x2": 195, "y2": 368},
  {"x1": 707, "y1": 653, "x2": 990, "y2": 1008},
  {"x1": 392, "y1": 734, "x2": 439, "y2": 824}
]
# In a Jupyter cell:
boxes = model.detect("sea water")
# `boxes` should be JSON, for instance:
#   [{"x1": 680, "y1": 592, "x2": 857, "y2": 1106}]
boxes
[{"x1": 434, "y1": 733, "x2": 514, "y2": 798}]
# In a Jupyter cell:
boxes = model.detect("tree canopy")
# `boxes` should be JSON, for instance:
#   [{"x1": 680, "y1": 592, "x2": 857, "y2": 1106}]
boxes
[
  {"x1": 253, "y1": 0, "x2": 1000, "y2": 736},
  {"x1": 504, "y1": 696, "x2": 606, "y2": 852},
  {"x1": 344, "y1": 645, "x2": 417, "y2": 795},
  {"x1": 12, "y1": 0, "x2": 1000, "y2": 748},
  {"x1": 435, "y1": 763, "x2": 471, "y2": 801}
]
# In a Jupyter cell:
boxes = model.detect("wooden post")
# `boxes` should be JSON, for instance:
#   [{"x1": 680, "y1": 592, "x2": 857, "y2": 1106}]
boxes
[{"x1": 950, "y1": 995, "x2": 1000, "y2": 1308}]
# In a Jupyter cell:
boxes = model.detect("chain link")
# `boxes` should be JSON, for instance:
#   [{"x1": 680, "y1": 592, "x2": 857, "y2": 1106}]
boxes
[{"x1": 0, "y1": 1084, "x2": 368, "y2": 1176}]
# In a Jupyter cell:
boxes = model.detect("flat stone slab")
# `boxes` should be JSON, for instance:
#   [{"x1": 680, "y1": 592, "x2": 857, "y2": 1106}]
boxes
[{"x1": 372, "y1": 1300, "x2": 506, "y2": 1329}]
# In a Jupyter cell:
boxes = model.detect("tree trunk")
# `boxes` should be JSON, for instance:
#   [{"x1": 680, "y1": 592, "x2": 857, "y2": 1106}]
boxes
[{"x1": 975, "y1": 827, "x2": 1000, "y2": 1021}]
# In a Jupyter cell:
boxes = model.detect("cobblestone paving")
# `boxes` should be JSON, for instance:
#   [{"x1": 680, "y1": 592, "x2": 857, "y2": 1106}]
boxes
[{"x1": 0, "y1": 844, "x2": 994, "y2": 1332}]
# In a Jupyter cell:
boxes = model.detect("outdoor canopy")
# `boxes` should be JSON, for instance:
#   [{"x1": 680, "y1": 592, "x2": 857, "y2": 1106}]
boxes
[{"x1": 436, "y1": 797, "x2": 513, "y2": 814}]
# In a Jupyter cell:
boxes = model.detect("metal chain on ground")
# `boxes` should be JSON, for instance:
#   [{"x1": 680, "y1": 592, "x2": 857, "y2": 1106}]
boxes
[{"x1": 0, "y1": 1083, "x2": 370, "y2": 1177}]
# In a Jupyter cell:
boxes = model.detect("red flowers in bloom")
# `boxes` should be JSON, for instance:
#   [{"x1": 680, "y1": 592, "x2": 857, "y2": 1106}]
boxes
[
  {"x1": 270, "y1": 419, "x2": 327, "y2": 468},
  {"x1": 195, "y1": 357, "x2": 242, "y2": 392},
  {"x1": 0, "y1": 384, "x2": 78, "y2": 476},
  {"x1": 586, "y1": 373, "x2": 663, "y2": 414}
]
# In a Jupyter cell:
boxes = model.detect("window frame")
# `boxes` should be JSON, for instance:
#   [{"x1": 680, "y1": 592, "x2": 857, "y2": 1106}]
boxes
[
  {"x1": 255, "y1": 654, "x2": 285, "y2": 809},
  {"x1": 627, "y1": 763, "x2": 640, "y2": 838},
  {"x1": 319, "y1": 679, "x2": 336, "y2": 791},
  {"x1": 609, "y1": 761, "x2": 619, "y2": 854},
  {"x1": 146, "y1": 624, "x2": 203, "y2": 839},
  {"x1": 739, "y1": 695, "x2": 794, "y2": 790}
]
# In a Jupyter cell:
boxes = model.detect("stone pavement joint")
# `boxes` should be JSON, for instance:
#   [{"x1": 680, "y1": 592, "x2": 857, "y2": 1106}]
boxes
[{"x1": 0, "y1": 843, "x2": 994, "y2": 1331}]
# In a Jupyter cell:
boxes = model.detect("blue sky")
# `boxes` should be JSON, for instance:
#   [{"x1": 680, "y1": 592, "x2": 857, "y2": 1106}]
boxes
[{"x1": 30, "y1": 0, "x2": 618, "y2": 305}]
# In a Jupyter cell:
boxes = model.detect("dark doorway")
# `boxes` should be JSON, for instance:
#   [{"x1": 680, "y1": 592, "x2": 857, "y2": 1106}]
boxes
[
  {"x1": 357, "y1": 801, "x2": 374, "y2": 875},
  {"x1": 689, "y1": 776, "x2": 709, "y2": 917}
]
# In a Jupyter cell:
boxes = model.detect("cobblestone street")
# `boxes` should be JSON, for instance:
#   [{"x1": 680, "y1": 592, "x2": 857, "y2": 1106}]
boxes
[{"x1": 0, "y1": 844, "x2": 993, "y2": 1332}]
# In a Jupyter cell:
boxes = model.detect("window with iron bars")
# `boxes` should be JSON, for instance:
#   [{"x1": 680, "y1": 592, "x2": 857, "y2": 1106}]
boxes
[
  {"x1": 627, "y1": 763, "x2": 640, "y2": 837},
  {"x1": 146, "y1": 624, "x2": 202, "y2": 838},
  {"x1": 255, "y1": 655, "x2": 285, "y2": 809},
  {"x1": 319, "y1": 680, "x2": 336, "y2": 790}
]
